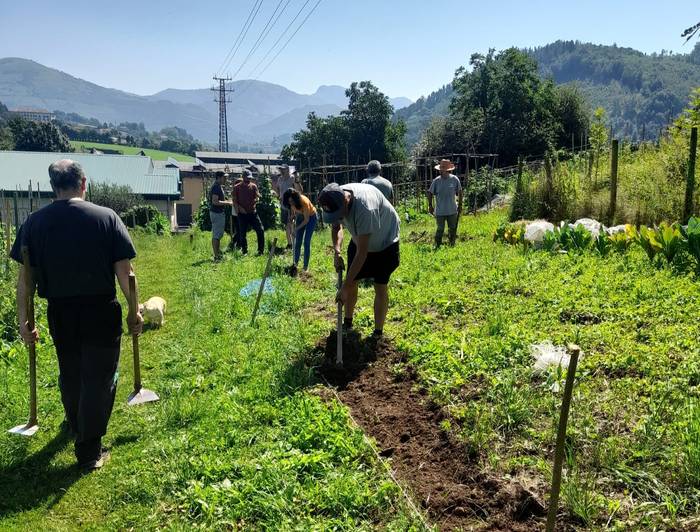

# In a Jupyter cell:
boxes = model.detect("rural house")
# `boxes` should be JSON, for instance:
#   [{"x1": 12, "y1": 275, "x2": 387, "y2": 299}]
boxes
[{"x1": 0, "y1": 151, "x2": 181, "y2": 230}]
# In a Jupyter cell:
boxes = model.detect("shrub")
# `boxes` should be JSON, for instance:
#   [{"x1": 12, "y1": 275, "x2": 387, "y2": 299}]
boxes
[
  {"x1": 89, "y1": 182, "x2": 142, "y2": 215},
  {"x1": 256, "y1": 173, "x2": 278, "y2": 231},
  {"x1": 121, "y1": 205, "x2": 169, "y2": 235}
]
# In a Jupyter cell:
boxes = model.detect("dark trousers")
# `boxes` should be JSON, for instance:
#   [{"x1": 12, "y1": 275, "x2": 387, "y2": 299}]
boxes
[
  {"x1": 238, "y1": 212, "x2": 265, "y2": 254},
  {"x1": 47, "y1": 297, "x2": 122, "y2": 463}
]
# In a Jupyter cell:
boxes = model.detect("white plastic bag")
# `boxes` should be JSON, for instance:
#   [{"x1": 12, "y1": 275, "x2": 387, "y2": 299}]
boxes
[
  {"x1": 524, "y1": 220, "x2": 555, "y2": 244},
  {"x1": 531, "y1": 342, "x2": 571, "y2": 373}
]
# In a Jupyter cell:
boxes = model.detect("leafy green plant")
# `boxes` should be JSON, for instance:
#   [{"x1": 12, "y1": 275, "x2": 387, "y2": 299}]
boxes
[
  {"x1": 558, "y1": 223, "x2": 593, "y2": 252},
  {"x1": 681, "y1": 400, "x2": 700, "y2": 489},
  {"x1": 683, "y1": 217, "x2": 700, "y2": 268},
  {"x1": 609, "y1": 225, "x2": 635, "y2": 253},
  {"x1": 635, "y1": 226, "x2": 662, "y2": 263},
  {"x1": 593, "y1": 233, "x2": 611, "y2": 257},
  {"x1": 542, "y1": 230, "x2": 560, "y2": 252},
  {"x1": 655, "y1": 222, "x2": 683, "y2": 264}
]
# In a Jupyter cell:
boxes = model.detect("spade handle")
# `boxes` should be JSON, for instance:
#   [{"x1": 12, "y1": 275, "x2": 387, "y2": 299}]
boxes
[{"x1": 128, "y1": 273, "x2": 142, "y2": 391}]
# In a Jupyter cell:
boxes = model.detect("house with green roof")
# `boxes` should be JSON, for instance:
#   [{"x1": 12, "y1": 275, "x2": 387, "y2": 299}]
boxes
[{"x1": 0, "y1": 151, "x2": 182, "y2": 229}]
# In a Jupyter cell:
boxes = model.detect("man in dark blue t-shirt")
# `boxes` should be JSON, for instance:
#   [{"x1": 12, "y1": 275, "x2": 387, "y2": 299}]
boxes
[
  {"x1": 11, "y1": 159, "x2": 144, "y2": 470},
  {"x1": 209, "y1": 171, "x2": 232, "y2": 260}
]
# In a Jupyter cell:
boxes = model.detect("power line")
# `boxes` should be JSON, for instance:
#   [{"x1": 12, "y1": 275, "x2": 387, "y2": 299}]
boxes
[
  {"x1": 216, "y1": 0, "x2": 261, "y2": 76},
  {"x1": 230, "y1": 0, "x2": 291, "y2": 81},
  {"x1": 254, "y1": 0, "x2": 323, "y2": 82},
  {"x1": 245, "y1": 0, "x2": 312, "y2": 80},
  {"x1": 236, "y1": 0, "x2": 322, "y2": 98},
  {"x1": 218, "y1": 0, "x2": 265, "y2": 76}
]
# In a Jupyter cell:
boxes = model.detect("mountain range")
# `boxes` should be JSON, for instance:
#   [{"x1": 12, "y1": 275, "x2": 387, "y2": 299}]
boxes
[{"x1": 0, "y1": 57, "x2": 411, "y2": 145}]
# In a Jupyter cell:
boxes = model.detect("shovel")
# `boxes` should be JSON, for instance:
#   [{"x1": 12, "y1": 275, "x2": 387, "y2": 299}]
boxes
[
  {"x1": 9, "y1": 246, "x2": 39, "y2": 436},
  {"x1": 336, "y1": 269, "x2": 343, "y2": 366},
  {"x1": 126, "y1": 272, "x2": 159, "y2": 406}
]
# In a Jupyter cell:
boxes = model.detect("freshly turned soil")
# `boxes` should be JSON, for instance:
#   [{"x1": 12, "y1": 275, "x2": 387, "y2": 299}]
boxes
[{"x1": 318, "y1": 333, "x2": 548, "y2": 531}]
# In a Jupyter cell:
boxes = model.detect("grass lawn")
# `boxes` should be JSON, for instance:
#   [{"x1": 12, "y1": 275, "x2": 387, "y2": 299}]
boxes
[
  {"x1": 1, "y1": 210, "x2": 700, "y2": 529},
  {"x1": 69, "y1": 141, "x2": 194, "y2": 162}
]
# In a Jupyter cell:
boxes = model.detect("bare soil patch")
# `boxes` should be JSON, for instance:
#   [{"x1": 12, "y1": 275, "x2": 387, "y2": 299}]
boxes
[{"x1": 317, "y1": 333, "x2": 548, "y2": 531}]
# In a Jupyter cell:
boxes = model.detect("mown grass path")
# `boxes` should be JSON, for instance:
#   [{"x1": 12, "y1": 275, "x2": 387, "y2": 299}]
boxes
[{"x1": 0, "y1": 228, "x2": 418, "y2": 530}]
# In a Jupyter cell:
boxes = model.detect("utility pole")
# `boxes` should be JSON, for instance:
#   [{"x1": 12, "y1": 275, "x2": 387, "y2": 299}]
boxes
[{"x1": 211, "y1": 76, "x2": 233, "y2": 153}]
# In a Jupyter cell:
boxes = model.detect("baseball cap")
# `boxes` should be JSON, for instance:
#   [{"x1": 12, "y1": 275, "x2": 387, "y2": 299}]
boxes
[
  {"x1": 318, "y1": 183, "x2": 346, "y2": 224},
  {"x1": 242, "y1": 169, "x2": 253, "y2": 179}
]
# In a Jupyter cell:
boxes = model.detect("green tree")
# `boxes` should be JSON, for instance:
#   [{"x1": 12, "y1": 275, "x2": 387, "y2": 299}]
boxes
[
  {"x1": 282, "y1": 81, "x2": 407, "y2": 172},
  {"x1": 89, "y1": 182, "x2": 142, "y2": 215},
  {"x1": 9, "y1": 118, "x2": 73, "y2": 152}
]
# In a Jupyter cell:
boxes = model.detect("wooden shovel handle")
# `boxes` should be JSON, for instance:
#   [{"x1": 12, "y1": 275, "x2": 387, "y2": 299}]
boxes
[
  {"x1": 128, "y1": 273, "x2": 142, "y2": 390},
  {"x1": 21, "y1": 246, "x2": 37, "y2": 425}
]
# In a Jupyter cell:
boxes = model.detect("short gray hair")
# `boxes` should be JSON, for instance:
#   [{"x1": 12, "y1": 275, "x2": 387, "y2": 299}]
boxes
[
  {"x1": 366, "y1": 160, "x2": 382, "y2": 177},
  {"x1": 48, "y1": 159, "x2": 85, "y2": 190}
]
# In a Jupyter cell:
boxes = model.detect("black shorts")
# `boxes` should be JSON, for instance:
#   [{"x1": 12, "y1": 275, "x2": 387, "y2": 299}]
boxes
[{"x1": 347, "y1": 240, "x2": 400, "y2": 285}]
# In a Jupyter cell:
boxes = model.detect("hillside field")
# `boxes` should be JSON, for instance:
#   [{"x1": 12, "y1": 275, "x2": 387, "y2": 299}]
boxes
[
  {"x1": 1, "y1": 212, "x2": 700, "y2": 529},
  {"x1": 69, "y1": 141, "x2": 194, "y2": 162}
]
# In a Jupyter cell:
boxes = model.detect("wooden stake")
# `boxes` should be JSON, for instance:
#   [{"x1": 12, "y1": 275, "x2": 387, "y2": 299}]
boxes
[
  {"x1": 545, "y1": 344, "x2": 581, "y2": 532},
  {"x1": 683, "y1": 127, "x2": 698, "y2": 223},
  {"x1": 251, "y1": 238, "x2": 277, "y2": 326},
  {"x1": 607, "y1": 139, "x2": 619, "y2": 225}
]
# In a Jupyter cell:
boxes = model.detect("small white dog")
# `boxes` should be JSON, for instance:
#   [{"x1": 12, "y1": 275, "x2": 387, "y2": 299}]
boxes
[{"x1": 139, "y1": 296, "x2": 167, "y2": 327}]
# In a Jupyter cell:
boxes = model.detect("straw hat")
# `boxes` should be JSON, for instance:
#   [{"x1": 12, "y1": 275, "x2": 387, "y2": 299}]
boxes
[{"x1": 434, "y1": 159, "x2": 456, "y2": 172}]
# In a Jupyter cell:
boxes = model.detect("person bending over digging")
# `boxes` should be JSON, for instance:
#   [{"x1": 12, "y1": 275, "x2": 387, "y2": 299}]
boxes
[
  {"x1": 319, "y1": 182, "x2": 400, "y2": 338},
  {"x1": 233, "y1": 169, "x2": 265, "y2": 255},
  {"x1": 361, "y1": 159, "x2": 393, "y2": 203},
  {"x1": 427, "y1": 159, "x2": 463, "y2": 247},
  {"x1": 11, "y1": 159, "x2": 143, "y2": 470},
  {"x1": 282, "y1": 188, "x2": 318, "y2": 273},
  {"x1": 209, "y1": 171, "x2": 233, "y2": 261},
  {"x1": 275, "y1": 164, "x2": 302, "y2": 250}
]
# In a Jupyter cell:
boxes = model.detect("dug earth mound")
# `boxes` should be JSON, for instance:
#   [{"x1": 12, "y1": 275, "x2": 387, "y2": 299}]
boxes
[{"x1": 317, "y1": 334, "x2": 549, "y2": 531}]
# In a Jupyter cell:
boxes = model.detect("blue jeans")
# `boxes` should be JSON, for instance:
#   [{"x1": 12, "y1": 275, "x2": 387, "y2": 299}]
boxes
[{"x1": 294, "y1": 214, "x2": 317, "y2": 270}]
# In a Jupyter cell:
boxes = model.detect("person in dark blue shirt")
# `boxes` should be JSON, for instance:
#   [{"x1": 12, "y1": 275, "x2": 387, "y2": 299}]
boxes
[{"x1": 11, "y1": 159, "x2": 144, "y2": 470}]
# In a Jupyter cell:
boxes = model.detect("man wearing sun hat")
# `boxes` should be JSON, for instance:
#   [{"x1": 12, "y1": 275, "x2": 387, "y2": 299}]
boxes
[
  {"x1": 427, "y1": 159, "x2": 463, "y2": 247},
  {"x1": 318, "y1": 182, "x2": 400, "y2": 338}
]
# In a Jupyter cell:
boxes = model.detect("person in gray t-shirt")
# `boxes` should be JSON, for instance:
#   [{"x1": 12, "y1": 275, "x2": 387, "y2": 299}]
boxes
[
  {"x1": 361, "y1": 160, "x2": 393, "y2": 203},
  {"x1": 428, "y1": 159, "x2": 463, "y2": 247},
  {"x1": 319, "y1": 182, "x2": 400, "y2": 338}
]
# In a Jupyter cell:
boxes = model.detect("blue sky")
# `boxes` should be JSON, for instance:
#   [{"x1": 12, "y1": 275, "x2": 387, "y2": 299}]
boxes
[{"x1": 0, "y1": 0, "x2": 696, "y2": 100}]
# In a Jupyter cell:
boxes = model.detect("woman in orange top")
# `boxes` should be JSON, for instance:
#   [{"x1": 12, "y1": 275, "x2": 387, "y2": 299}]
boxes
[{"x1": 282, "y1": 188, "x2": 318, "y2": 272}]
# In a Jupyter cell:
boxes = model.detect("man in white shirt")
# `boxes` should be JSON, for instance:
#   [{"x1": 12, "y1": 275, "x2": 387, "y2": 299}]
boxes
[
  {"x1": 274, "y1": 165, "x2": 302, "y2": 249},
  {"x1": 319, "y1": 183, "x2": 400, "y2": 338},
  {"x1": 427, "y1": 159, "x2": 463, "y2": 247}
]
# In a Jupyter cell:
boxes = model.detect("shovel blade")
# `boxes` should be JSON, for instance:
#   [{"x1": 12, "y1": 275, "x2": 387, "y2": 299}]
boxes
[
  {"x1": 127, "y1": 388, "x2": 159, "y2": 406},
  {"x1": 8, "y1": 423, "x2": 39, "y2": 437}
]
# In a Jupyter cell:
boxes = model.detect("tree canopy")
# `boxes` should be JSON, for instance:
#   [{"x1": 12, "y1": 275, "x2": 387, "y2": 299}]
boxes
[
  {"x1": 281, "y1": 81, "x2": 407, "y2": 168},
  {"x1": 8, "y1": 117, "x2": 73, "y2": 153},
  {"x1": 416, "y1": 48, "x2": 589, "y2": 165}
]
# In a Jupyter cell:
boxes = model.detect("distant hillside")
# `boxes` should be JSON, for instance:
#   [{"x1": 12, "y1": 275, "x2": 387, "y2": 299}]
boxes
[
  {"x1": 529, "y1": 40, "x2": 700, "y2": 139},
  {"x1": 0, "y1": 58, "x2": 411, "y2": 144},
  {"x1": 395, "y1": 84, "x2": 454, "y2": 146},
  {"x1": 396, "y1": 41, "x2": 700, "y2": 146}
]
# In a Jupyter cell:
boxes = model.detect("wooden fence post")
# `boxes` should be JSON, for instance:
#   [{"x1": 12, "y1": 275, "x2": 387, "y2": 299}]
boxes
[
  {"x1": 545, "y1": 344, "x2": 581, "y2": 532},
  {"x1": 13, "y1": 189, "x2": 19, "y2": 232},
  {"x1": 683, "y1": 127, "x2": 698, "y2": 223},
  {"x1": 607, "y1": 140, "x2": 619, "y2": 225}
]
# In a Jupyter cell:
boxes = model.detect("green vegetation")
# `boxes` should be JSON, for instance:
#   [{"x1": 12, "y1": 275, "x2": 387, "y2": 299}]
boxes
[
  {"x1": 507, "y1": 89, "x2": 698, "y2": 225},
  {"x1": 69, "y1": 141, "x2": 194, "y2": 161},
  {"x1": 3, "y1": 189, "x2": 700, "y2": 527},
  {"x1": 0, "y1": 229, "x2": 419, "y2": 530},
  {"x1": 282, "y1": 81, "x2": 407, "y2": 168},
  {"x1": 415, "y1": 48, "x2": 589, "y2": 165},
  {"x1": 398, "y1": 41, "x2": 700, "y2": 148}
]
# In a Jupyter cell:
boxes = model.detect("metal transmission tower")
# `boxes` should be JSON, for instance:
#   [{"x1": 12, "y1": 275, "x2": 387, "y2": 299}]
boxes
[{"x1": 211, "y1": 76, "x2": 233, "y2": 152}]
